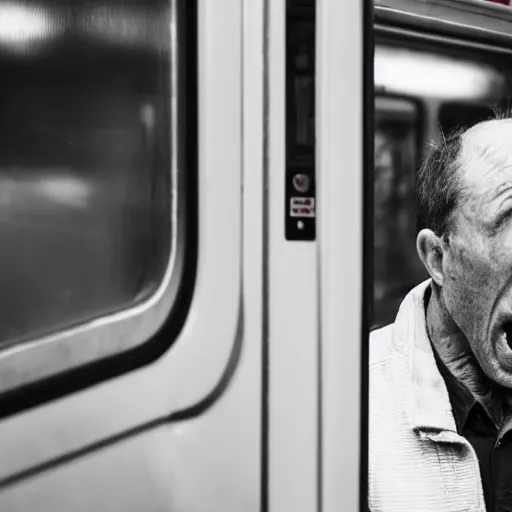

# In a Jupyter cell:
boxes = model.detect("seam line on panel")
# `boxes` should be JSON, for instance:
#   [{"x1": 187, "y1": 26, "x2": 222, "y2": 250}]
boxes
[{"x1": 261, "y1": 0, "x2": 270, "y2": 509}]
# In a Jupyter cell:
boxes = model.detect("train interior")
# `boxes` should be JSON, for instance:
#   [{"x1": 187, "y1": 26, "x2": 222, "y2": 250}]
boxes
[
  {"x1": 1, "y1": 0, "x2": 512, "y2": 510},
  {"x1": 372, "y1": 19, "x2": 512, "y2": 328}
]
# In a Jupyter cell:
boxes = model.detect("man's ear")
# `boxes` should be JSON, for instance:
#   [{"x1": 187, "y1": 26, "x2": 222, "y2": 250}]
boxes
[{"x1": 416, "y1": 229, "x2": 446, "y2": 287}]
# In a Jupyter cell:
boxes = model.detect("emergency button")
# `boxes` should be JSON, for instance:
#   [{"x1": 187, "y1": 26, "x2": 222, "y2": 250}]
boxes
[{"x1": 292, "y1": 173, "x2": 310, "y2": 193}]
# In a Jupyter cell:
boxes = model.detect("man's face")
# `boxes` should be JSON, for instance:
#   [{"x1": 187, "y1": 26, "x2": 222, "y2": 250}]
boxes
[{"x1": 442, "y1": 120, "x2": 512, "y2": 388}]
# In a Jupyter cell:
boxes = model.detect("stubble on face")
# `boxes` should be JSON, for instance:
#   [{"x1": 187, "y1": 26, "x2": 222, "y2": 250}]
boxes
[{"x1": 426, "y1": 119, "x2": 512, "y2": 421}]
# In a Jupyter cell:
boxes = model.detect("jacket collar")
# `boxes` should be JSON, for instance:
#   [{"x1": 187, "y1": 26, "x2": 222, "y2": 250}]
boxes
[
  {"x1": 431, "y1": 342, "x2": 478, "y2": 433},
  {"x1": 391, "y1": 280, "x2": 458, "y2": 434}
]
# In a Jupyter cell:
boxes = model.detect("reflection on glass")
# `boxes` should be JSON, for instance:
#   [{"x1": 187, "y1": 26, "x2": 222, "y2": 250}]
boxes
[
  {"x1": 372, "y1": 97, "x2": 426, "y2": 329},
  {"x1": 438, "y1": 102, "x2": 496, "y2": 136},
  {"x1": 0, "y1": 3, "x2": 61, "y2": 50},
  {"x1": 0, "y1": 0, "x2": 171, "y2": 346},
  {"x1": 375, "y1": 45, "x2": 505, "y2": 100},
  {"x1": 372, "y1": 42, "x2": 512, "y2": 330}
]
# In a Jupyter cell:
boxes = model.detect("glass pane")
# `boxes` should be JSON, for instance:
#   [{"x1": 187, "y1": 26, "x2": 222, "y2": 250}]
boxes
[
  {"x1": 0, "y1": 0, "x2": 172, "y2": 346},
  {"x1": 438, "y1": 101, "x2": 495, "y2": 135},
  {"x1": 372, "y1": 41, "x2": 512, "y2": 329},
  {"x1": 373, "y1": 96, "x2": 426, "y2": 329}
]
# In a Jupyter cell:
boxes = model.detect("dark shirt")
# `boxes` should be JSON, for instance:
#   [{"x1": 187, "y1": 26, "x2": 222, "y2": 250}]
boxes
[{"x1": 431, "y1": 341, "x2": 512, "y2": 512}]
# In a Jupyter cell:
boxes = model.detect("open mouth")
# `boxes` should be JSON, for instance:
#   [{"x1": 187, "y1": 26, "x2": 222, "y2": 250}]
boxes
[{"x1": 503, "y1": 322, "x2": 512, "y2": 349}]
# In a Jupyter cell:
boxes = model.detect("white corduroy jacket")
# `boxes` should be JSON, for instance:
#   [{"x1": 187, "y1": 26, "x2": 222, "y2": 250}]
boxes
[{"x1": 369, "y1": 280, "x2": 486, "y2": 512}]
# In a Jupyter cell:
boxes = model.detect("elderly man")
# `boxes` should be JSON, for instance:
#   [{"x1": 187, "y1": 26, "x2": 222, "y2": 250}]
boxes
[{"x1": 369, "y1": 117, "x2": 512, "y2": 512}]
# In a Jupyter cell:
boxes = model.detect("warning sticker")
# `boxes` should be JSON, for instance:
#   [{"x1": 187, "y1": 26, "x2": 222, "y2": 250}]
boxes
[{"x1": 290, "y1": 197, "x2": 315, "y2": 218}]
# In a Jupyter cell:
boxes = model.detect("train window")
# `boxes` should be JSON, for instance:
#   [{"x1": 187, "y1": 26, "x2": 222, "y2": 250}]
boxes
[
  {"x1": 0, "y1": 0, "x2": 191, "y2": 395},
  {"x1": 0, "y1": 0, "x2": 171, "y2": 347},
  {"x1": 438, "y1": 101, "x2": 495, "y2": 135},
  {"x1": 373, "y1": 96, "x2": 426, "y2": 328},
  {"x1": 372, "y1": 41, "x2": 512, "y2": 328}
]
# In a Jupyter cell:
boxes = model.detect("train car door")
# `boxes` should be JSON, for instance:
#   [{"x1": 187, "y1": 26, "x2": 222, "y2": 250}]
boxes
[
  {"x1": 0, "y1": 1, "x2": 262, "y2": 511},
  {"x1": 266, "y1": 1, "x2": 367, "y2": 511},
  {"x1": 0, "y1": 0, "x2": 368, "y2": 510}
]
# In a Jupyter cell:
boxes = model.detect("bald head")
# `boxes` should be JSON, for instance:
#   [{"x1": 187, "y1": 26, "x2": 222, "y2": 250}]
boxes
[
  {"x1": 461, "y1": 118, "x2": 512, "y2": 168},
  {"x1": 415, "y1": 115, "x2": 512, "y2": 388},
  {"x1": 456, "y1": 120, "x2": 512, "y2": 219},
  {"x1": 463, "y1": 117, "x2": 512, "y2": 141},
  {"x1": 416, "y1": 116, "x2": 512, "y2": 238}
]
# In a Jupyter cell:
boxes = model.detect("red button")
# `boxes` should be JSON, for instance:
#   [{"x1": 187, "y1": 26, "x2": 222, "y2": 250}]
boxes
[{"x1": 293, "y1": 173, "x2": 310, "y2": 193}]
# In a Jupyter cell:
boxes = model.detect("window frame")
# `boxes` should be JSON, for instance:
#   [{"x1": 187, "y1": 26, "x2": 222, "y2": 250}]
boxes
[{"x1": 0, "y1": 0, "x2": 198, "y2": 417}]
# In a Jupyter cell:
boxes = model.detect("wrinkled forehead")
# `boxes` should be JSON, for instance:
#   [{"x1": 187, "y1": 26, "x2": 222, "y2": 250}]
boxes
[{"x1": 459, "y1": 119, "x2": 512, "y2": 200}]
